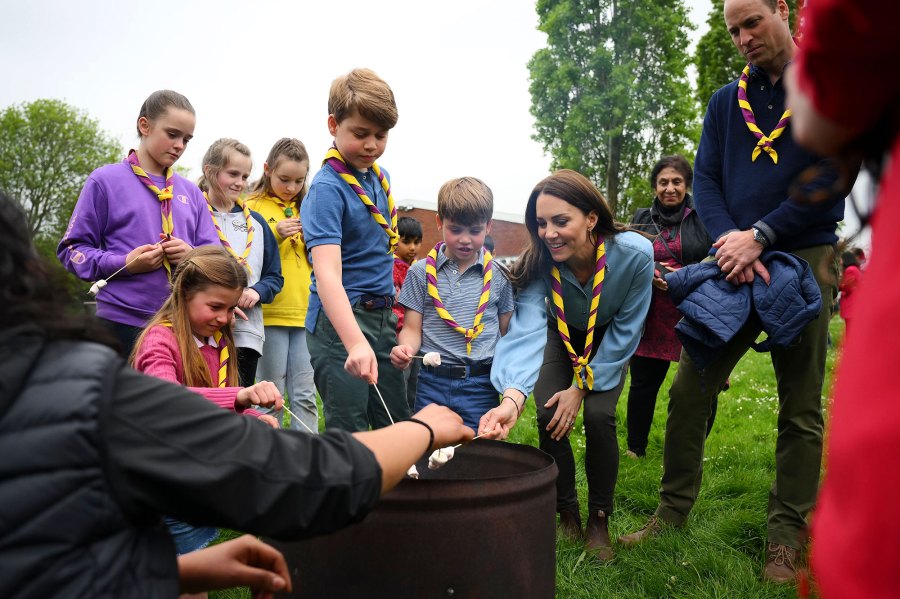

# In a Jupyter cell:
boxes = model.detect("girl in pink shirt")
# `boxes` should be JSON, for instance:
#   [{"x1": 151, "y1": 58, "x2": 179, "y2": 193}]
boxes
[{"x1": 131, "y1": 245, "x2": 282, "y2": 555}]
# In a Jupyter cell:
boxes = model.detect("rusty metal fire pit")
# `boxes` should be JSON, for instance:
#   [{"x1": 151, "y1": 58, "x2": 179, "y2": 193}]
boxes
[{"x1": 268, "y1": 439, "x2": 558, "y2": 598}]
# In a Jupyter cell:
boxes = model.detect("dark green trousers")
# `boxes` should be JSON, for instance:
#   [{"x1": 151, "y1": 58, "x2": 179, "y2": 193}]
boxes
[
  {"x1": 307, "y1": 305, "x2": 409, "y2": 432},
  {"x1": 655, "y1": 244, "x2": 837, "y2": 548}
]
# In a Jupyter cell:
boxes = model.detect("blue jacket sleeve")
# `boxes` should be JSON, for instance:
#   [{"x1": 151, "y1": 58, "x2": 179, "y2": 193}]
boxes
[
  {"x1": 588, "y1": 250, "x2": 654, "y2": 391},
  {"x1": 249, "y1": 210, "x2": 284, "y2": 304},
  {"x1": 490, "y1": 279, "x2": 550, "y2": 396},
  {"x1": 694, "y1": 94, "x2": 740, "y2": 241}
]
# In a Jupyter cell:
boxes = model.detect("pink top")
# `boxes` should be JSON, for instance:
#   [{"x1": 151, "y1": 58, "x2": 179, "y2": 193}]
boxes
[{"x1": 133, "y1": 325, "x2": 261, "y2": 417}]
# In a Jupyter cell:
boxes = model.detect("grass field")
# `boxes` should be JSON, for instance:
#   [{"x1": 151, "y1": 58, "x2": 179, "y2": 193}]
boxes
[{"x1": 211, "y1": 319, "x2": 843, "y2": 598}]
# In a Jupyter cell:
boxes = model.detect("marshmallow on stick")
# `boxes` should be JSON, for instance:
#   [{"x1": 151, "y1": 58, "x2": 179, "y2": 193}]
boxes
[
  {"x1": 428, "y1": 446, "x2": 456, "y2": 470},
  {"x1": 89, "y1": 279, "x2": 108, "y2": 295},
  {"x1": 89, "y1": 241, "x2": 164, "y2": 296},
  {"x1": 422, "y1": 352, "x2": 441, "y2": 367},
  {"x1": 406, "y1": 465, "x2": 420, "y2": 479}
]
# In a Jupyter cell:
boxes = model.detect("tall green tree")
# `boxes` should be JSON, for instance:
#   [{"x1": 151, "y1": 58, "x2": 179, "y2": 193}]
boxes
[
  {"x1": 0, "y1": 99, "x2": 122, "y2": 248},
  {"x1": 529, "y1": 0, "x2": 699, "y2": 219},
  {"x1": 694, "y1": 0, "x2": 799, "y2": 112}
]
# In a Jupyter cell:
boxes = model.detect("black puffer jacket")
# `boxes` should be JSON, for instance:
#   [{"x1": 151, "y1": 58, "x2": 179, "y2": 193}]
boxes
[
  {"x1": 0, "y1": 325, "x2": 382, "y2": 599},
  {"x1": 630, "y1": 194, "x2": 713, "y2": 266}
]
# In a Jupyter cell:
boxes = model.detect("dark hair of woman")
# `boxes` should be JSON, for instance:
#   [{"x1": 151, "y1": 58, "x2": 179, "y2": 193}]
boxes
[
  {"x1": 0, "y1": 192, "x2": 116, "y2": 347},
  {"x1": 509, "y1": 170, "x2": 630, "y2": 290},
  {"x1": 648, "y1": 155, "x2": 693, "y2": 190}
]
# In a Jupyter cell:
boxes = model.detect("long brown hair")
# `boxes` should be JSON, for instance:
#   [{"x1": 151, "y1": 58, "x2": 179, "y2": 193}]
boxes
[
  {"x1": 248, "y1": 137, "x2": 310, "y2": 202},
  {"x1": 130, "y1": 246, "x2": 247, "y2": 387},
  {"x1": 509, "y1": 169, "x2": 630, "y2": 290}
]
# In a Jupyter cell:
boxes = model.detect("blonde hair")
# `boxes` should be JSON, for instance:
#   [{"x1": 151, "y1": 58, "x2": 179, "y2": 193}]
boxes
[
  {"x1": 131, "y1": 246, "x2": 247, "y2": 387},
  {"x1": 328, "y1": 68, "x2": 398, "y2": 129},
  {"x1": 437, "y1": 177, "x2": 494, "y2": 226},
  {"x1": 136, "y1": 90, "x2": 194, "y2": 137},
  {"x1": 249, "y1": 137, "x2": 310, "y2": 202},
  {"x1": 197, "y1": 138, "x2": 252, "y2": 199}
]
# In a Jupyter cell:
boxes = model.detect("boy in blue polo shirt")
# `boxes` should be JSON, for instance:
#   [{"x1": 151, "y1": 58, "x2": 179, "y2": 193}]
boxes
[
  {"x1": 390, "y1": 177, "x2": 515, "y2": 431},
  {"x1": 301, "y1": 68, "x2": 409, "y2": 432}
]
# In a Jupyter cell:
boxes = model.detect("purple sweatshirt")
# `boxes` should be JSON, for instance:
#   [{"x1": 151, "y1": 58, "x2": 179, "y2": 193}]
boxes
[{"x1": 58, "y1": 159, "x2": 220, "y2": 327}]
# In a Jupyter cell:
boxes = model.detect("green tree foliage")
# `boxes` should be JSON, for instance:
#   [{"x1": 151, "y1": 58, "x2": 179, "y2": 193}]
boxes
[
  {"x1": 694, "y1": 0, "x2": 799, "y2": 112},
  {"x1": 0, "y1": 99, "x2": 122, "y2": 248},
  {"x1": 528, "y1": 0, "x2": 699, "y2": 219}
]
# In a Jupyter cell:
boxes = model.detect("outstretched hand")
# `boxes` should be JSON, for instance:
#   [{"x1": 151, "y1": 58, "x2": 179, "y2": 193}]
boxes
[
  {"x1": 237, "y1": 381, "x2": 283, "y2": 411},
  {"x1": 177, "y1": 534, "x2": 291, "y2": 598}
]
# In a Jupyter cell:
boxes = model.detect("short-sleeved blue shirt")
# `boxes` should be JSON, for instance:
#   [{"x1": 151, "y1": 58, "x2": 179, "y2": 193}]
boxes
[{"x1": 301, "y1": 162, "x2": 396, "y2": 332}]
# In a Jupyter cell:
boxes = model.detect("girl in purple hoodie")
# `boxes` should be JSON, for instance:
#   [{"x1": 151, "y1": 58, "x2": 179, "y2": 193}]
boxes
[{"x1": 57, "y1": 90, "x2": 219, "y2": 355}]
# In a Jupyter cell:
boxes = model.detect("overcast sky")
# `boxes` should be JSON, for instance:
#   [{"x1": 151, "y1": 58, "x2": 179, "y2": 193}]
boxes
[{"x1": 1, "y1": 0, "x2": 722, "y2": 219}]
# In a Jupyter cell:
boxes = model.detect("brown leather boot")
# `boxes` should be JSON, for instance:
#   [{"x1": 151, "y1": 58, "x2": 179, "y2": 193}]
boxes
[
  {"x1": 584, "y1": 510, "x2": 614, "y2": 561},
  {"x1": 763, "y1": 543, "x2": 799, "y2": 584},
  {"x1": 558, "y1": 507, "x2": 583, "y2": 539},
  {"x1": 618, "y1": 515, "x2": 664, "y2": 546}
]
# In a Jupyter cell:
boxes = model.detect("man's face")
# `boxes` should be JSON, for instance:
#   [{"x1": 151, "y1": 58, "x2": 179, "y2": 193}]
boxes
[{"x1": 724, "y1": 0, "x2": 791, "y2": 71}]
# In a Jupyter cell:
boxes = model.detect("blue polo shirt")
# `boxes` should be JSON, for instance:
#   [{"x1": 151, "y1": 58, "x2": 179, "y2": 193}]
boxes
[
  {"x1": 694, "y1": 63, "x2": 845, "y2": 252},
  {"x1": 301, "y1": 161, "x2": 396, "y2": 332}
]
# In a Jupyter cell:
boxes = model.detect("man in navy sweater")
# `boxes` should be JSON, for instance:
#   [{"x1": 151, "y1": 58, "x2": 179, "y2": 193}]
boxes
[{"x1": 620, "y1": 0, "x2": 845, "y2": 584}]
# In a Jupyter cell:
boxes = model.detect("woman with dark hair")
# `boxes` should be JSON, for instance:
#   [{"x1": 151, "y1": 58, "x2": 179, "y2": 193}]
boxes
[
  {"x1": 0, "y1": 194, "x2": 472, "y2": 597},
  {"x1": 625, "y1": 156, "x2": 714, "y2": 458},
  {"x1": 838, "y1": 251, "x2": 862, "y2": 336},
  {"x1": 479, "y1": 170, "x2": 653, "y2": 561}
]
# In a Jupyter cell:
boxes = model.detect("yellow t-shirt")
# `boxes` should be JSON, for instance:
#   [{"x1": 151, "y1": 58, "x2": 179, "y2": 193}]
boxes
[{"x1": 247, "y1": 193, "x2": 313, "y2": 327}]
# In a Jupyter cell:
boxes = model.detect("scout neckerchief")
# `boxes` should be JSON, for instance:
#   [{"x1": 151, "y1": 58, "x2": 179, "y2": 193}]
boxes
[
  {"x1": 737, "y1": 64, "x2": 791, "y2": 164},
  {"x1": 127, "y1": 150, "x2": 175, "y2": 278},
  {"x1": 425, "y1": 242, "x2": 493, "y2": 355},
  {"x1": 161, "y1": 322, "x2": 229, "y2": 388},
  {"x1": 549, "y1": 240, "x2": 606, "y2": 390},
  {"x1": 270, "y1": 194, "x2": 303, "y2": 250},
  {"x1": 322, "y1": 146, "x2": 399, "y2": 253},
  {"x1": 204, "y1": 192, "x2": 255, "y2": 274}
]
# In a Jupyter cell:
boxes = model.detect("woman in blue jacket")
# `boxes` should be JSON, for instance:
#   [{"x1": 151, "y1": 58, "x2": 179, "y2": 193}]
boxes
[{"x1": 479, "y1": 170, "x2": 653, "y2": 562}]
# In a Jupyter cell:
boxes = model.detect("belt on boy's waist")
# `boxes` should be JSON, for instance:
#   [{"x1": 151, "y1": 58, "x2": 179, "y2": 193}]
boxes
[
  {"x1": 422, "y1": 361, "x2": 492, "y2": 379},
  {"x1": 356, "y1": 294, "x2": 395, "y2": 310}
]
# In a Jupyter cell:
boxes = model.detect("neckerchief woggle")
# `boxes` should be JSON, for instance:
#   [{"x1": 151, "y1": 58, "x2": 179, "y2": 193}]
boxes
[
  {"x1": 425, "y1": 242, "x2": 493, "y2": 355},
  {"x1": 549, "y1": 240, "x2": 606, "y2": 389},
  {"x1": 737, "y1": 64, "x2": 791, "y2": 164},
  {"x1": 127, "y1": 150, "x2": 175, "y2": 278}
]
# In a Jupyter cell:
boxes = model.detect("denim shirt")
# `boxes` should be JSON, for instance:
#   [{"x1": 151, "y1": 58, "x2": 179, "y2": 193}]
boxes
[{"x1": 492, "y1": 231, "x2": 653, "y2": 394}]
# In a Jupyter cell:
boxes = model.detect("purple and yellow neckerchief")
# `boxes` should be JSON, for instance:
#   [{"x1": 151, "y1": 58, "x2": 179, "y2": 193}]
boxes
[
  {"x1": 736, "y1": 64, "x2": 792, "y2": 164},
  {"x1": 161, "y1": 322, "x2": 229, "y2": 388},
  {"x1": 322, "y1": 146, "x2": 398, "y2": 254},
  {"x1": 127, "y1": 150, "x2": 175, "y2": 278},
  {"x1": 549, "y1": 240, "x2": 606, "y2": 390},
  {"x1": 425, "y1": 242, "x2": 494, "y2": 355},
  {"x1": 204, "y1": 192, "x2": 255, "y2": 274}
]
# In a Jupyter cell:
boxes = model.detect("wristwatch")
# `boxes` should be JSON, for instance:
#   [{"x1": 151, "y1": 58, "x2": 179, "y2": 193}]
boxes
[{"x1": 751, "y1": 227, "x2": 770, "y2": 248}]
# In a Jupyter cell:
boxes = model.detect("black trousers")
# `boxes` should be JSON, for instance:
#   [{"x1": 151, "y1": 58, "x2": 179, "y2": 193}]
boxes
[
  {"x1": 98, "y1": 317, "x2": 142, "y2": 358},
  {"x1": 625, "y1": 355, "x2": 718, "y2": 456},
  {"x1": 534, "y1": 325, "x2": 624, "y2": 515},
  {"x1": 237, "y1": 347, "x2": 261, "y2": 388}
]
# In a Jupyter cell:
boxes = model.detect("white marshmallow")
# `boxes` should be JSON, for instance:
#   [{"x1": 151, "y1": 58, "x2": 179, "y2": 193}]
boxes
[
  {"x1": 428, "y1": 446, "x2": 455, "y2": 470},
  {"x1": 406, "y1": 465, "x2": 420, "y2": 479},
  {"x1": 89, "y1": 279, "x2": 108, "y2": 296},
  {"x1": 423, "y1": 352, "x2": 442, "y2": 367}
]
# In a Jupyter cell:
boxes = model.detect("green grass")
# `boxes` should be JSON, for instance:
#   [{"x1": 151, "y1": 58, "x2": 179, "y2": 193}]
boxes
[{"x1": 211, "y1": 319, "x2": 843, "y2": 598}]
